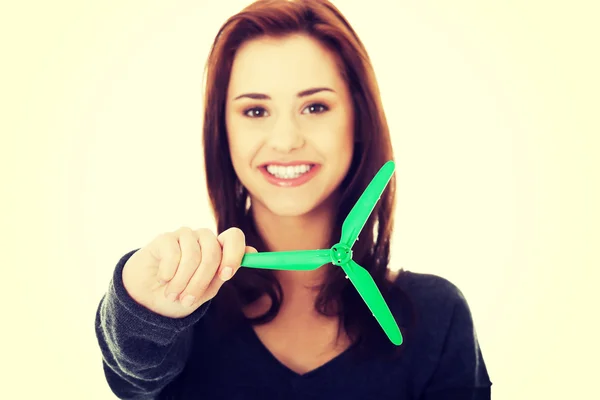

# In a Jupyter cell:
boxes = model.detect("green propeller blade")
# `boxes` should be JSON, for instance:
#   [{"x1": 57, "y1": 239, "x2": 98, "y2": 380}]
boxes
[
  {"x1": 340, "y1": 259, "x2": 402, "y2": 345},
  {"x1": 240, "y1": 249, "x2": 331, "y2": 270},
  {"x1": 240, "y1": 160, "x2": 402, "y2": 345},
  {"x1": 340, "y1": 160, "x2": 395, "y2": 248}
]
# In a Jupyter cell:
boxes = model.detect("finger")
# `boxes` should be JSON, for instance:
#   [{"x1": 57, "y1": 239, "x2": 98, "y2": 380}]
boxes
[
  {"x1": 203, "y1": 245, "x2": 258, "y2": 300},
  {"x1": 178, "y1": 228, "x2": 223, "y2": 307},
  {"x1": 202, "y1": 230, "x2": 253, "y2": 300},
  {"x1": 163, "y1": 228, "x2": 203, "y2": 301},
  {"x1": 217, "y1": 227, "x2": 247, "y2": 281},
  {"x1": 151, "y1": 232, "x2": 181, "y2": 285}
]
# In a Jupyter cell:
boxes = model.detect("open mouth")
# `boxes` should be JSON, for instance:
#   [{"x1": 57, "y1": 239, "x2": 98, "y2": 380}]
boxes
[
  {"x1": 259, "y1": 164, "x2": 320, "y2": 187},
  {"x1": 264, "y1": 164, "x2": 315, "y2": 179}
]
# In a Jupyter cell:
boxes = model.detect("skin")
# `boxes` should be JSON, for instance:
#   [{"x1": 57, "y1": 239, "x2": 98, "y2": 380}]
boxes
[
  {"x1": 225, "y1": 33, "x2": 355, "y2": 296},
  {"x1": 224, "y1": 33, "x2": 356, "y2": 373}
]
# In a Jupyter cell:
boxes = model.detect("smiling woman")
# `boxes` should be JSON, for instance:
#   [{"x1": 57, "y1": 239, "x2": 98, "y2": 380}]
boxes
[
  {"x1": 95, "y1": 0, "x2": 492, "y2": 399},
  {"x1": 226, "y1": 33, "x2": 354, "y2": 220}
]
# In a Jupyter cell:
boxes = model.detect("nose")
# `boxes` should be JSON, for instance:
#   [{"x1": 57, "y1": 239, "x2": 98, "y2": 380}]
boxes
[{"x1": 266, "y1": 114, "x2": 305, "y2": 153}]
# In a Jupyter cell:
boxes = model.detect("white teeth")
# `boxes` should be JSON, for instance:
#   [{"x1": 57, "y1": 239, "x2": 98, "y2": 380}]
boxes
[{"x1": 266, "y1": 164, "x2": 313, "y2": 179}]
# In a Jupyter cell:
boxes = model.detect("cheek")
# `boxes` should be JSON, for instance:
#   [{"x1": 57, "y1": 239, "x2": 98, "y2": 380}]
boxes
[
  {"x1": 227, "y1": 141, "x2": 253, "y2": 186},
  {"x1": 228, "y1": 137, "x2": 252, "y2": 169},
  {"x1": 226, "y1": 116, "x2": 247, "y2": 155},
  {"x1": 316, "y1": 113, "x2": 354, "y2": 155},
  {"x1": 226, "y1": 125, "x2": 262, "y2": 173},
  {"x1": 334, "y1": 113, "x2": 355, "y2": 171}
]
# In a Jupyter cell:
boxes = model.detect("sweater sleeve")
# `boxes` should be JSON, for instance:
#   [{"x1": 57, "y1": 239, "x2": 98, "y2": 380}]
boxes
[
  {"x1": 95, "y1": 249, "x2": 211, "y2": 400},
  {"x1": 421, "y1": 286, "x2": 492, "y2": 400}
]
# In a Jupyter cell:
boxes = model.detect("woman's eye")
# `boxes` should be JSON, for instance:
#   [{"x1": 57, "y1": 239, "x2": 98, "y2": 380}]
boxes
[
  {"x1": 243, "y1": 103, "x2": 328, "y2": 118},
  {"x1": 244, "y1": 107, "x2": 268, "y2": 118},
  {"x1": 303, "y1": 103, "x2": 329, "y2": 114}
]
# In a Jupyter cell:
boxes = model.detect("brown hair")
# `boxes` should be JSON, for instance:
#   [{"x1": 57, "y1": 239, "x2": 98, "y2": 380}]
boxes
[{"x1": 203, "y1": 0, "x2": 412, "y2": 358}]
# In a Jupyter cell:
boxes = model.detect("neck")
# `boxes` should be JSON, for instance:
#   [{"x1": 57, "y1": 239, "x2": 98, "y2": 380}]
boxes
[
  {"x1": 249, "y1": 193, "x2": 339, "y2": 300},
  {"x1": 251, "y1": 201, "x2": 337, "y2": 252}
]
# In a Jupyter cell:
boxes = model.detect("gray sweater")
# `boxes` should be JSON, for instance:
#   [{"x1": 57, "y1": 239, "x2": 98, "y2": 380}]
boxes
[{"x1": 95, "y1": 249, "x2": 492, "y2": 399}]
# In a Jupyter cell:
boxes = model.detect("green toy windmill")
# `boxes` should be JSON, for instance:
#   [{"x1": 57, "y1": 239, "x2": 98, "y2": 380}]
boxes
[{"x1": 240, "y1": 160, "x2": 402, "y2": 345}]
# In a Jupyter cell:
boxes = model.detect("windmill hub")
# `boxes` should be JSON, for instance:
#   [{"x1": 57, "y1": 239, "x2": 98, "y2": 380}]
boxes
[{"x1": 330, "y1": 243, "x2": 352, "y2": 266}]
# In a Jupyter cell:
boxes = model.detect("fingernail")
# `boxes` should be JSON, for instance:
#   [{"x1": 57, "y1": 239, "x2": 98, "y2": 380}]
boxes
[
  {"x1": 220, "y1": 266, "x2": 233, "y2": 281},
  {"x1": 167, "y1": 292, "x2": 178, "y2": 302},
  {"x1": 181, "y1": 295, "x2": 195, "y2": 307},
  {"x1": 157, "y1": 279, "x2": 166, "y2": 286}
]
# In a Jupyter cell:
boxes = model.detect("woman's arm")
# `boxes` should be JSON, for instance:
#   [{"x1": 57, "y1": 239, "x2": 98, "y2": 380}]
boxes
[{"x1": 95, "y1": 249, "x2": 210, "y2": 399}]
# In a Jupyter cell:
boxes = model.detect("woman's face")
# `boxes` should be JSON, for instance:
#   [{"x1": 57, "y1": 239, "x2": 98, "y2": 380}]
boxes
[{"x1": 225, "y1": 33, "x2": 354, "y2": 218}]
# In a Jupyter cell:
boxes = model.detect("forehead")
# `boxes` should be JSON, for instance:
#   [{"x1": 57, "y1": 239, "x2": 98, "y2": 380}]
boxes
[{"x1": 228, "y1": 34, "x2": 345, "y2": 95}]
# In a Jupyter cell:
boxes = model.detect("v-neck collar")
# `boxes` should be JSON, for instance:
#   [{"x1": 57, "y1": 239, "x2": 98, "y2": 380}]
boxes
[{"x1": 241, "y1": 317, "x2": 355, "y2": 379}]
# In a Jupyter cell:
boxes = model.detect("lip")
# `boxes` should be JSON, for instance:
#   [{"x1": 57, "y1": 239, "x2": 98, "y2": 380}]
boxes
[
  {"x1": 259, "y1": 161, "x2": 317, "y2": 167},
  {"x1": 259, "y1": 164, "x2": 321, "y2": 187}
]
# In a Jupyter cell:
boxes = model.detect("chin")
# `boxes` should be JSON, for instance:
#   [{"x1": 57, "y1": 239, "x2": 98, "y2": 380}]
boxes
[
  {"x1": 245, "y1": 164, "x2": 345, "y2": 218},
  {"x1": 260, "y1": 196, "x2": 322, "y2": 218}
]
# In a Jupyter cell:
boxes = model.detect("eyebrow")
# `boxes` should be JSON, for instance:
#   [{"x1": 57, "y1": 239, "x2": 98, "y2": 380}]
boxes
[{"x1": 233, "y1": 87, "x2": 335, "y2": 101}]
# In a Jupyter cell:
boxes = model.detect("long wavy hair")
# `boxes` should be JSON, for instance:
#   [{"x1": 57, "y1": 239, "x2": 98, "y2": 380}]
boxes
[{"x1": 202, "y1": 0, "x2": 412, "y2": 358}]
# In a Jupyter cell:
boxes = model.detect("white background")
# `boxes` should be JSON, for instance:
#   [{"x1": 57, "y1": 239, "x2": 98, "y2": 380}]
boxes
[{"x1": 2, "y1": 1, "x2": 599, "y2": 398}]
